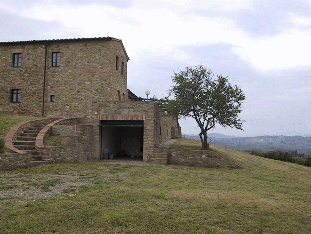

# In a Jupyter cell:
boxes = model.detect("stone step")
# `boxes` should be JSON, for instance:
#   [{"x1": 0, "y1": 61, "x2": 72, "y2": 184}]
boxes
[
  {"x1": 13, "y1": 141, "x2": 36, "y2": 146},
  {"x1": 32, "y1": 155, "x2": 42, "y2": 161},
  {"x1": 23, "y1": 129, "x2": 41, "y2": 133},
  {"x1": 153, "y1": 149, "x2": 169, "y2": 153},
  {"x1": 150, "y1": 158, "x2": 167, "y2": 165},
  {"x1": 27, "y1": 128, "x2": 43, "y2": 132},
  {"x1": 28, "y1": 124, "x2": 45, "y2": 130},
  {"x1": 16, "y1": 136, "x2": 36, "y2": 141},
  {"x1": 153, "y1": 151, "x2": 168, "y2": 155},
  {"x1": 153, "y1": 152, "x2": 168, "y2": 157},
  {"x1": 22, "y1": 150, "x2": 39, "y2": 155},
  {"x1": 153, "y1": 155, "x2": 168, "y2": 159},
  {"x1": 19, "y1": 132, "x2": 38, "y2": 137},
  {"x1": 14, "y1": 145, "x2": 36, "y2": 150}
]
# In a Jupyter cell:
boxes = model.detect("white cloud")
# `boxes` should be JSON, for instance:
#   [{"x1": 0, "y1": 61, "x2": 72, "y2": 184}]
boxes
[
  {"x1": 0, "y1": 1, "x2": 19, "y2": 13},
  {"x1": 233, "y1": 29, "x2": 311, "y2": 70},
  {"x1": 20, "y1": 3, "x2": 245, "y2": 49},
  {"x1": 289, "y1": 14, "x2": 311, "y2": 27},
  {"x1": 194, "y1": 0, "x2": 251, "y2": 11},
  {"x1": 154, "y1": 0, "x2": 251, "y2": 11},
  {"x1": 3, "y1": 0, "x2": 311, "y2": 71},
  {"x1": 161, "y1": 0, "x2": 192, "y2": 7}
]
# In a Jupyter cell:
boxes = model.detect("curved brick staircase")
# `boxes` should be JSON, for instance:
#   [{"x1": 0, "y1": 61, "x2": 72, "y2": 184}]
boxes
[
  {"x1": 13, "y1": 121, "x2": 48, "y2": 160},
  {"x1": 5, "y1": 118, "x2": 59, "y2": 162}
]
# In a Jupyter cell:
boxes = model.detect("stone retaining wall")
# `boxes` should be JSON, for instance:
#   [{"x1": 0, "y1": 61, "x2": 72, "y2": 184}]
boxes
[
  {"x1": 39, "y1": 117, "x2": 100, "y2": 162},
  {"x1": 168, "y1": 149, "x2": 240, "y2": 168},
  {"x1": 0, "y1": 153, "x2": 33, "y2": 171}
]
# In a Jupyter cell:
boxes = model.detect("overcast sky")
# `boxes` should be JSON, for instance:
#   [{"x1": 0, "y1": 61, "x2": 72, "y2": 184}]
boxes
[{"x1": 1, "y1": 0, "x2": 311, "y2": 137}]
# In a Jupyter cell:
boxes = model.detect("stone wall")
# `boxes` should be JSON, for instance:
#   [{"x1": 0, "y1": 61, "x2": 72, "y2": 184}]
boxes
[
  {"x1": 40, "y1": 117, "x2": 100, "y2": 162},
  {"x1": 167, "y1": 149, "x2": 240, "y2": 168},
  {"x1": 93, "y1": 101, "x2": 180, "y2": 162},
  {"x1": 0, "y1": 38, "x2": 128, "y2": 117},
  {"x1": 95, "y1": 101, "x2": 155, "y2": 162},
  {"x1": 0, "y1": 43, "x2": 46, "y2": 116},
  {"x1": 44, "y1": 39, "x2": 129, "y2": 118},
  {"x1": 150, "y1": 148, "x2": 169, "y2": 165},
  {"x1": 0, "y1": 153, "x2": 33, "y2": 171},
  {"x1": 154, "y1": 105, "x2": 181, "y2": 147}
]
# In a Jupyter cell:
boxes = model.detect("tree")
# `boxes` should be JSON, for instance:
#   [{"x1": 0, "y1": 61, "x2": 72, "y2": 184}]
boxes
[{"x1": 161, "y1": 65, "x2": 245, "y2": 149}]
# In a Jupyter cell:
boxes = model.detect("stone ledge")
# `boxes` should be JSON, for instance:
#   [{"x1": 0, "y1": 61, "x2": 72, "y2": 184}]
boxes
[{"x1": 98, "y1": 114, "x2": 146, "y2": 120}]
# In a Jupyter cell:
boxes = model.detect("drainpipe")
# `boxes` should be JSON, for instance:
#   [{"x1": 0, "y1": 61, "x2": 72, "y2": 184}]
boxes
[{"x1": 42, "y1": 43, "x2": 49, "y2": 117}]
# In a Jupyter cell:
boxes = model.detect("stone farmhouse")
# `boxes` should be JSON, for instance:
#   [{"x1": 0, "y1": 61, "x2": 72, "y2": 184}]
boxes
[{"x1": 0, "y1": 37, "x2": 181, "y2": 165}]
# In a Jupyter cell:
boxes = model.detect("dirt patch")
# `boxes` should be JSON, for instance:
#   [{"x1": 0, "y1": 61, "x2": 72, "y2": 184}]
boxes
[{"x1": 0, "y1": 173, "x2": 93, "y2": 201}]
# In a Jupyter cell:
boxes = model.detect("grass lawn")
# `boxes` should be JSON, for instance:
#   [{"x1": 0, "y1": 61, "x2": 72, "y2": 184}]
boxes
[
  {"x1": 1, "y1": 138, "x2": 311, "y2": 233},
  {"x1": 169, "y1": 137, "x2": 207, "y2": 150}
]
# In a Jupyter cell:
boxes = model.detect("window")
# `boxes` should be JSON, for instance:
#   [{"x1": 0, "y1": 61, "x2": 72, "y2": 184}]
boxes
[
  {"x1": 52, "y1": 52, "x2": 60, "y2": 67},
  {"x1": 11, "y1": 89, "x2": 20, "y2": 103},
  {"x1": 121, "y1": 62, "x2": 124, "y2": 75},
  {"x1": 13, "y1": 53, "x2": 21, "y2": 67},
  {"x1": 50, "y1": 95, "x2": 55, "y2": 102},
  {"x1": 118, "y1": 90, "x2": 121, "y2": 101},
  {"x1": 116, "y1": 56, "x2": 119, "y2": 70}
]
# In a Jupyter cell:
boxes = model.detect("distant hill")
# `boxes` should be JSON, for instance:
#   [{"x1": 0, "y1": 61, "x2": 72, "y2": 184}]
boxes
[{"x1": 184, "y1": 134, "x2": 311, "y2": 155}]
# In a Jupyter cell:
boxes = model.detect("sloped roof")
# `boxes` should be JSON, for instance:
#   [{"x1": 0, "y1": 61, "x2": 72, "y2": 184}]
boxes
[
  {"x1": 0, "y1": 36, "x2": 129, "y2": 60},
  {"x1": 128, "y1": 89, "x2": 142, "y2": 101}
]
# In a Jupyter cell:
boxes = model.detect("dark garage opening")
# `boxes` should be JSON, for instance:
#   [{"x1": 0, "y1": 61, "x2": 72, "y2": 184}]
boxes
[{"x1": 100, "y1": 120, "x2": 144, "y2": 160}]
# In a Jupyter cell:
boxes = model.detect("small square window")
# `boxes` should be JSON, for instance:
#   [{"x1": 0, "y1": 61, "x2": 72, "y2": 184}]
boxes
[
  {"x1": 13, "y1": 53, "x2": 21, "y2": 67},
  {"x1": 50, "y1": 95, "x2": 55, "y2": 102},
  {"x1": 52, "y1": 52, "x2": 60, "y2": 67},
  {"x1": 11, "y1": 89, "x2": 20, "y2": 103},
  {"x1": 116, "y1": 56, "x2": 119, "y2": 70}
]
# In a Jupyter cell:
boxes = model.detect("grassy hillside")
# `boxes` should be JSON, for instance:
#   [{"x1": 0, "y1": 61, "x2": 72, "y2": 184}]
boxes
[{"x1": 1, "y1": 138, "x2": 311, "y2": 233}]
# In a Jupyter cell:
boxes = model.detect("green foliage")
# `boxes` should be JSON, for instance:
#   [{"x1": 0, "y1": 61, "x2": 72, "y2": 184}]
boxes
[
  {"x1": 0, "y1": 138, "x2": 4, "y2": 154},
  {"x1": 305, "y1": 157, "x2": 311, "y2": 167},
  {"x1": 160, "y1": 65, "x2": 245, "y2": 149},
  {"x1": 251, "y1": 150, "x2": 311, "y2": 167}
]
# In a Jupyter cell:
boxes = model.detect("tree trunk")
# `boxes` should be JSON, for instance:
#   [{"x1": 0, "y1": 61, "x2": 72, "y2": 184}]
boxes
[
  {"x1": 200, "y1": 131, "x2": 209, "y2": 149},
  {"x1": 199, "y1": 132, "x2": 203, "y2": 144}
]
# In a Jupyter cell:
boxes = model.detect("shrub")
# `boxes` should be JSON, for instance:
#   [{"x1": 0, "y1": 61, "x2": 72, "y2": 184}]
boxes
[
  {"x1": 251, "y1": 150, "x2": 311, "y2": 168},
  {"x1": 0, "y1": 138, "x2": 5, "y2": 154},
  {"x1": 304, "y1": 157, "x2": 311, "y2": 167},
  {"x1": 268, "y1": 151, "x2": 279, "y2": 160}
]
